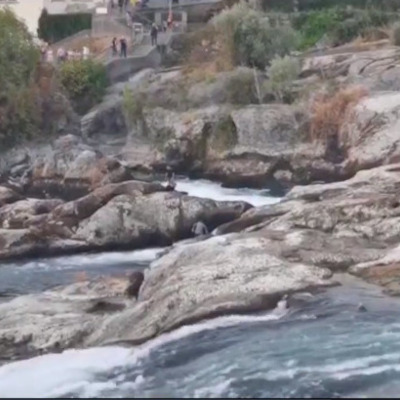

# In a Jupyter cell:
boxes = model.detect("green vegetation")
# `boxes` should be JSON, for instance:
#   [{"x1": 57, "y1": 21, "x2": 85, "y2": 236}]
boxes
[
  {"x1": 267, "y1": 55, "x2": 301, "y2": 102},
  {"x1": 122, "y1": 87, "x2": 145, "y2": 129},
  {"x1": 262, "y1": 0, "x2": 400, "y2": 12},
  {"x1": 212, "y1": 1, "x2": 298, "y2": 69},
  {"x1": 59, "y1": 59, "x2": 107, "y2": 114},
  {"x1": 37, "y1": 8, "x2": 92, "y2": 43},
  {"x1": 292, "y1": 7, "x2": 394, "y2": 49},
  {"x1": 0, "y1": 8, "x2": 41, "y2": 147}
]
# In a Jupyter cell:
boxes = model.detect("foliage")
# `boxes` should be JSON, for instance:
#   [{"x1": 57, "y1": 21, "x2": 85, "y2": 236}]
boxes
[
  {"x1": 59, "y1": 59, "x2": 107, "y2": 114},
  {"x1": 391, "y1": 22, "x2": 400, "y2": 45},
  {"x1": 309, "y1": 85, "x2": 368, "y2": 143},
  {"x1": 262, "y1": 0, "x2": 400, "y2": 12},
  {"x1": 37, "y1": 8, "x2": 92, "y2": 44},
  {"x1": 0, "y1": 8, "x2": 41, "y2": 147},
  {"x1": 122, "y1": 87, "x2": 145, "y2": 129},
  {"x1": 224, "y1": 68, "x2": 258, "y2": 104},
  {"x1": 292, "y1": 7, "x2": 395, "y2": 49},
  {"x1": 212, "y1": 1, "x2": 298, "y2": 69},
  {"x1": 267, "y1": 55, "x2": 301, "y2": 102}
]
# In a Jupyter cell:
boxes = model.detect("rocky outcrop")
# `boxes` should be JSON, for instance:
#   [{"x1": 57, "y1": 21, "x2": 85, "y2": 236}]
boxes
[
  {"x1": 0, "y1": 275, "x2": 134, "y2": 362},
  {"x1": 77, "y1": 46, "x2": 400, "y2": 189},
  {"x1": 0, "y1": 232, "x2": 334, "y2": 361},
  {"x1": 74, "y1": 191, "x2": 251, "y2": 249},
  {"x1": 87, "y1": 234, "x2": 334, "y2": 347},
  {"x1": 0, "y1": 178, "x2": 250, "y2": 260}
]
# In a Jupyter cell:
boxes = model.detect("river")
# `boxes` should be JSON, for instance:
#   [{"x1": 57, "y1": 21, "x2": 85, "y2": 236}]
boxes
[{"x1": 1, "y1": 180, "x2": 399, "y2": 398}]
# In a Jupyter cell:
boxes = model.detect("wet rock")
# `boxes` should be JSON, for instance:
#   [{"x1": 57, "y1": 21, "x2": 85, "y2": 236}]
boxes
[
  {"x1": 87, "y1": 235, "x2": 335, "y2": 346},
  {"x1": 74, "y1": 192, "x2": 251, "y2": 250}
]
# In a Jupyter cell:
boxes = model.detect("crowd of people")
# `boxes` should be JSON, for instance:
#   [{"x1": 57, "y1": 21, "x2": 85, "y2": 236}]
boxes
[{"x1": 39, "y1": 42, "x2": 91, "y2": 64}]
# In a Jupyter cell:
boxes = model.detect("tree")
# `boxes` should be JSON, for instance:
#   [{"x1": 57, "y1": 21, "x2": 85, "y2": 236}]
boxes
[
  {"x1": 0, "y1": 8, "x2": 39, "y2": 91},
  {"x1": 0, "y1": 8, "x2": 40, "y2": 147}
]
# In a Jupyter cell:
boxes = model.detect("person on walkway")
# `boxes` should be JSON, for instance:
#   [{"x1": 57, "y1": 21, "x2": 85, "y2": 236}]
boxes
[
  {"x1": 120, "y1": 37, "x2": 127, "y2": 58},
  {"x1": 112, "y1": 37, "x2": 118, "y2": 56},
  {"x1": 151, "y1": 23, "x2": 158, "y2": 46},
  {"x1": 118, "y1": 0, "x2": 123, "y2": 13}
]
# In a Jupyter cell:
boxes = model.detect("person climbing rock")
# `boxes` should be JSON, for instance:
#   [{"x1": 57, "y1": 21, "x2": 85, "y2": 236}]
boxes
[{"x1": 191, "y1": 221, "x2": 209, "y2": 237}]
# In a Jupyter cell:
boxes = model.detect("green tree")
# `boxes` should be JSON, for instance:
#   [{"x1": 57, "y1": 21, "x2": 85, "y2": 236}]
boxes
[
  {"x1": 0, "y1": 8, "x2": 41, "y2": 147},
  {"x1": 212, "y1": 1, "x2": 298, "y2": 69}
]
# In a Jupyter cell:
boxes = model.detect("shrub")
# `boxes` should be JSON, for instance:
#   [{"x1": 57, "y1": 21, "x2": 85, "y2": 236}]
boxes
[
  {"x1": 212, "y1": 1, "x2": 298, "y2": 69},
  {"x1": 59, "y1": 59, "x2": 107, "y2": 114},
  {"x1": 224, "y1": 68, "x2": 259, "y2": 104},
  {"x1": 267, "y1": 55, "x2": 301, "y2": 102},
  {"x1": 37, "y1": 8, "x2": 92, "y2": 43},
  {"x1": 391, "y1": 22, "x2": 400, "y2": 45},
  {"x1": 293, "y1": 7, "x2": 395, "y2": 49},
  {"x1": 309, "y1": 85, "x2": 368, "y2": 143},
  {"x1": 122, "y1": 87, "x2": 145, "y2": 129}
]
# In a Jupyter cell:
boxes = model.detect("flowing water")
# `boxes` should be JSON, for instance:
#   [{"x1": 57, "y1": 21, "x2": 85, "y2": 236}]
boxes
[{"x1": 1, "y1": 180, "x2": 399, "y2": 398}]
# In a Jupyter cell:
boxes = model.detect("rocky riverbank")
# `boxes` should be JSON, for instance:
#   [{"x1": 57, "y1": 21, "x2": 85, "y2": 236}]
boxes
[{"x1": 3, "y1": 41, "x2": 400, "y2": 364}]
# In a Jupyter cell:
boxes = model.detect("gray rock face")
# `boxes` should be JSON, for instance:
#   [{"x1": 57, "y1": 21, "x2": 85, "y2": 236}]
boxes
[
  {"x1": 0, "y1": 276, "x2": 133, "y2": 362},
  {"x1": 74, "y1": 192, "x2": 251, "y2": 249},
  {"x1": 86, "y1": 234, "x2": 334, "y2": 347}
]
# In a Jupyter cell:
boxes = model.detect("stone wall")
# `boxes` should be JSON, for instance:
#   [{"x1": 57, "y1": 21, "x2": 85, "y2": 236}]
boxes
[
  {"x1": 105, "y1": 47, "x2": 162, "y2": 84},
  {"x1": 92, "y1": 14, "x2": 132, "y2": 38}
]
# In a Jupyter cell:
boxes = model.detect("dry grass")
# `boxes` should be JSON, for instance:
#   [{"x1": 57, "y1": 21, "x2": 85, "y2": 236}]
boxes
[
  {"x1": 309, "y1": 85, "x2": 368, "y2": 143},
  {"x1": 182, "y1": 26, "x2": 234, "y2": 83}
]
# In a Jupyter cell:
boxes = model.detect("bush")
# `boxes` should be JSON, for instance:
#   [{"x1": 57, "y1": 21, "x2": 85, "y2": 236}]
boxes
[
  {"x1": 212, "y1": 1, "x2": 298, "y2": 69},
  {"x1": 122, "y1": 87, "x2": 145, "y2": 129},
  {"x1": 59, "y1": 59, "x2": 107, "y2": 114},
  {"x1": 293, "y1": 7, "x2": 395, "y2": 49},
  {"x1": 267, "y1": 55, "x2": 301, "y2": 102},
  {"x1": 37, "y1": 8, "x2": 92, "y2": 43},
  {"x1": 309, "y1": 85, "x2": 368, "y2": 143},
  {"x1": 391, "y1": 22, "x2": 400, "y2": 45}
]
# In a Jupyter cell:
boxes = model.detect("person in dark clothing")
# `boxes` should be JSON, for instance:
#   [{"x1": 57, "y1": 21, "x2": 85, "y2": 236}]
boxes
[
  {"x1": 111, "y1": 37, "x2": 118, "y2": 57},
  {"x1": 120, "y1": 37, "x2": 127, "y2": 58},
  {"x1": 151, "y1": 23, "x2": 158, "y2": 46},
  {"x1": 165, "y1": 166, "x2": 176, "y2": 191},
  {"x1": 118, "y1": 0, "x2": 123, "y2": 13}
]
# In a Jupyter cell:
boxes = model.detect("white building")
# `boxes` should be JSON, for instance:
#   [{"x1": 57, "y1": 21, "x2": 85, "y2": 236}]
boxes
[{"x1": 0, "y1": 0, "x2": 44, "y2": 35}]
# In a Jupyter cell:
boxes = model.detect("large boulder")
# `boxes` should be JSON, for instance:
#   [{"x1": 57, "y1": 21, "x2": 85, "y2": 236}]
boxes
[
  {"x1": 87, "y1": 234, "x2": 334, "y2": 346},
  {"x1": 0, "y1": 276, "x2": 133, "y2": 362},
  {"x1": 74, "y1": 192, "x2": 251, "y2": 249}
]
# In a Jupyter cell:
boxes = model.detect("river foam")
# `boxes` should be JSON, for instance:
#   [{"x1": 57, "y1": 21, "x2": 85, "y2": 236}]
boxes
[
  {"x1": 0, "y1": 310, "x2": 286, "y2": 398},
  {"x1": 175, "y1": 179, "x2": 281, "y2": 207}
]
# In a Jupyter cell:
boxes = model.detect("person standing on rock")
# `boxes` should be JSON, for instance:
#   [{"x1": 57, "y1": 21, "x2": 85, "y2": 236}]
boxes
[
  {"x1": 111, "y1": 37, "x2": 118, "y2": 57},
  {"x1": 151, "y1": 23, "x2": 158, "y2": 46},
  {"x1": 164, "y1": 166, "x2": 176, "y2": 191},
  {"x1": 191, "y1": 221, "x2": 209, "y2": 237},
  {"x1": 120, "y1": 37, "x2": 127, "y2": 58}
]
